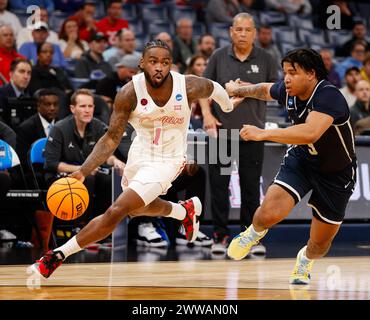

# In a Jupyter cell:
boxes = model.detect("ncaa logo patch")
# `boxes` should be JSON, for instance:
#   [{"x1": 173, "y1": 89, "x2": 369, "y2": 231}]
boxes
[
  {"x1": 176, "y1": 94, "x2": 183, "y2": 101},
  {"x1": 288, "y1": 98, "x2": 293, "y2": 107}
]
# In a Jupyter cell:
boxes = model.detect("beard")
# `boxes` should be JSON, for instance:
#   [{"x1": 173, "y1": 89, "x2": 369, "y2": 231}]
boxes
[{"x1": 143, "y1": 69, "x2": 170, "y2": 88}]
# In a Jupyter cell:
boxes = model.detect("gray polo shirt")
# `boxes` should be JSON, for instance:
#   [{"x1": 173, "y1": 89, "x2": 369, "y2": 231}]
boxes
[{"x1": 204, "y1": 45, "x2": 279, "y2": 131}]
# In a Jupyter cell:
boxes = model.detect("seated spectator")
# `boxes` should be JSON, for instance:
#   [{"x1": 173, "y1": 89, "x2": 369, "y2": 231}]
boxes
[
  {"x1": 173, "y1": 18, "x2": 197, "y2": 73},
  {"x1": 19, "y1": 22, "x2": 67, "y2": 68},
  {"x1": 58, "y1": 19, "x2": 89, "y2": 59},
  {"x1": 27, "y1": 42, "x2": 73, "y2": 97},
  {"x1": 155, "y1": 32, "x2": 173, "y2": 51},
  {"x1": 336, "y1": 41, "x2": 366, "y2": 82},
  {"x1": 16, "y1": 7, "x2": 59, "y2": 50},
  {"x1": 336, "y1": 21, "x2": 370, "y2": 57},
  {"x1": 350, "y1": 80, "x2": 370, "y2": 135},
  {"x1": 16, "y1": 88, "x2": 59, "y2": 175},
  {"x1": 360, "y1": 52, "x2": 370, "y2": 85},
  {"x1": 103, "y1": 29, "x2": 141, "y2": 70},
  {"x1": 68, "y1": 0, "x2": 98, "y2": 42},
  {"x1": 0, "y1": 119, "x2": 16, "y2": 200},
  {"x1": 96, "y1": 54, "x2": 139, "y2": 108},
  {"x1": 320, "y1": 48, "x2": 341, "y2": 88},
  {"x1": 340, "y1": 66, "x2": 361, "y2": 108},
  {"x1": 205, "y1": 0, "x2": 240, "y2": 26},
  {"x1": 0, "y1": 25, "x2": 24, "y2": 86},
  {"x1": 0, "y1": 59, "x2": 32, "y2": 124},
  {"x1": 95, "y1": 0, "x2": 129, "y2": 46},
  {"x1": 74, "y1": 32, "x2": 112, "y2": 79},
  {"x1": 255, "y1": 25, "x2": 281, "y2": 68},
  {"x1": 265, "y1": 0, "x2": 311, "y2": 14},
  {"x1": 0, "y1": 0, "x2": 22, "y2": 36},
  {"x1": 197, "y1": 34, "x2": 216, "y2": 60},
  {"x1": 185, "y1": 54, "x2": 208, "y2": 130},
  {"x1": 44, "y1": 89, "x2": 125, "y2": 227}
]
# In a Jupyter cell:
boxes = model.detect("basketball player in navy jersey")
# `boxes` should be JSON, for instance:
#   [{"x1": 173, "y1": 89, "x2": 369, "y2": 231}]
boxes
[
  {"x1": 31, "y1": 40, "x2": 241, "y2": 278},
  {"x1": 226, "y1": 48, "x2": 357, "y2": 285}
]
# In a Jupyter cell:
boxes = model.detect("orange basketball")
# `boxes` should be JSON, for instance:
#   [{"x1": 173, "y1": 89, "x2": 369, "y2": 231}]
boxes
[{"x1": 46, "y1": 177, "x2": 89, "y2": 220}]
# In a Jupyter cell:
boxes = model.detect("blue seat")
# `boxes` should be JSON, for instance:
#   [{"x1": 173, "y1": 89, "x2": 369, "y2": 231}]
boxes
[
  {"x1": 148, "y1": 21, "x2": 175, "y2": 38},
  {"x1": 297, "y1": 28, "x2": 325, "y2": 46},
  {"x1": 273, "y1": 26, "x2": 297, "y2": 43},
  {"x1": 210, "y1": 23, "x2": 231, "y2": 40},
  {"x1": 171, "y1": 6, "x2": 197, "y2": 24},
  {"x1": 288, "y1": 14, "x2": 314, "y2": 29},
  {"x1": 29, "y1": 138, "x2": 47, "y2": 166},
  {"x1": 0, "y1": 139, "x2": 20, "y2": 171},
  {"x1": 141, "y1": 4, "x2": 168, "y2": 22},
  {"x1": 122, "y1": 3, "x2": 138, "y2": 20},
  {"x1": 326, "y1": 30, "x2": 353, "y2": 47},
  {"x1": 279, "y1": 41, "x2": 306, "y2": 56},
  {"x1": 259, "y1": 11, "x2": 287, "y2": 25}
]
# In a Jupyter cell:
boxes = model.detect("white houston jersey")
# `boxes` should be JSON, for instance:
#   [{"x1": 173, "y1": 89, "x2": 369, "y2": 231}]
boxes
[{"x1": 128, "y1": 71, "x2": 191, "y2": 163}]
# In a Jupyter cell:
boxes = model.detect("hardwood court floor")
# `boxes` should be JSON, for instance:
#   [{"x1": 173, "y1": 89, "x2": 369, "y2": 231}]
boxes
[{"x1": 1, "y1": 256, "x2": 370, "y2": 300}]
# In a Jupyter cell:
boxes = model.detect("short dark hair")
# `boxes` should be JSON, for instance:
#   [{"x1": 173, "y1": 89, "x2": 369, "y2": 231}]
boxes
[
  {"x1": 198, "y1": 33, "x2": 214, "y2": 45},
  {"x1": 107, "y1": 0, "x2": 121, "y2": 7},
  {"x1": 143, "y1": 39, "x2": 172, "y2": 56},
  {"x1": 34, "y1": 88, "x2": 59, "y2": 101},
  {"x1": 350, "y1": 40, "x2": 366, "y2": 52},
  {"x1": 282, "y1": 48, "x2": 328, "y2": 81},
  {"x1": 10, "y1": 58, "x2": 32, "y2": 72},
  {"x1": 258, "y1": 24, "x2": 271, "y2": 31},
  {"x1": 36, "y1": 42, "x2": 53, "y2": 55},
  {"x1": 70, "y1": 88, "x2": 94, "y2": 106}
]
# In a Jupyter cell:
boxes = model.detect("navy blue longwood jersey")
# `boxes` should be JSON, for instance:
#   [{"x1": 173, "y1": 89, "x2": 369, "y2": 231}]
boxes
[{"x1": 270, "y1": 79, "x2": 356, "y2": 172}]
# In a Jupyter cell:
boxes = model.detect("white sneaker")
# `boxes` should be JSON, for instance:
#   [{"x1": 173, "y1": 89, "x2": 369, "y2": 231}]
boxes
[
  {"x1": 137, "y1": 223, "x2": 168, "y2": 248},
  {"x1": 176, "y1": 229, "x2": 213, "y2": 247},
  {"x1": 250, "y1": 243, "x2": 266, "y2": 255},
  {"x1": 194, "y1": 230, "x2": 213, "y2": 247}
]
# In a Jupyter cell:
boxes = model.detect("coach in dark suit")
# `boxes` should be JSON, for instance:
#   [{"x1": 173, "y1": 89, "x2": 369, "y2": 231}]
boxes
[
  {"x1": 16, "y1": 89, "x2": 59, "y2": 177},
  {"x1": 0, "y1": 59, "x2": 32, "y2": 124}
]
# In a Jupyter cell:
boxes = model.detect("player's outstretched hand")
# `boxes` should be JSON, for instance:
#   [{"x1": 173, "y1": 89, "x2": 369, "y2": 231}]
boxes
[
  {"x1": 69, "y1": 170, "x2": 86, "y2": 183},
  {"x1": 240, "y1": 125, "x2": 265, "y2": 141},
  {"x1": 225, "y1": 80, "x2": 239, "y2": 96},
  {"x1": 113, "y1": 158, "x2": 126, "y2": 176}
]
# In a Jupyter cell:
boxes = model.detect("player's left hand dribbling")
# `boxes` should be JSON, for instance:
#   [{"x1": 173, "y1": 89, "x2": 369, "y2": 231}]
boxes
[{"x1": 240, "y1": 125, "x2": 264, "y2": 141}]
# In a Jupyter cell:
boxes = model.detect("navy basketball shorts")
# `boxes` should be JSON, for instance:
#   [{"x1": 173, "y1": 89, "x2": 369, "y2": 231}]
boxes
[{"x1": 273, "y1": 148, "x2": 357, "y2": 225}]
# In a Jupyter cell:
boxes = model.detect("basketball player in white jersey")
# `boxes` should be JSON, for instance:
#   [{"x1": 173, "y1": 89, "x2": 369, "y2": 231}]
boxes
[{"x1": 31, "y1": 40, "x2": 239, "y2": 278}]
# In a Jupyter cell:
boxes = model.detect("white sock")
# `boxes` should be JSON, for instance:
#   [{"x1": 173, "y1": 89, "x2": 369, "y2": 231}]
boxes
[
  {"x1": 301, "y1": 246, "x2": 313, "y2": 263},
  {"x1": 250, "y1": 224, "x2": 267, "y2": 238},
  {"x1": 166, "y1": 202, "x2": 186, "y2": 220},
  {"x1": 54, "y1": 236, "x2": 82, "y2": 259}
]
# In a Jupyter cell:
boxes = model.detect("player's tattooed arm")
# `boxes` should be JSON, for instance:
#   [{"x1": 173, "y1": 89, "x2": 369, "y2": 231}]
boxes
[
  {"x1": 79, "y1": 82, "x2": 137, "y2": 177},
  {"x1": 185, "y1": 75, "x2": 214, "y2": 103},
  {"x1": 226, "y1": 81, "x2": 275, "y2": 101}
]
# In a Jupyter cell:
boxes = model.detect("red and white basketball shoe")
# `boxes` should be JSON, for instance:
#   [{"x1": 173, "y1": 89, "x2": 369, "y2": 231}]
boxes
[
  {"x1": 179, "y1": 197, "x2": 202, "y2": 243},
  {"x1": 30, "y1": 250, "x2": 65, "y2": 278}
]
